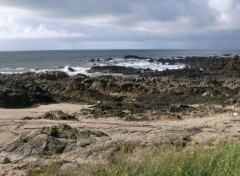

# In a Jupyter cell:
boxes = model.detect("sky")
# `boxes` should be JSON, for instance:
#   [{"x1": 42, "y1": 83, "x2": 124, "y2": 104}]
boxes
[{"x1": 0, "y1": 0, "x2": 240, "y2": 51}]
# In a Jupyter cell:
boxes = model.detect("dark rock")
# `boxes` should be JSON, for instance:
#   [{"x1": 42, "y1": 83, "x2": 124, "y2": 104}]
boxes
[
  {"x1": 1, "y1": 157, "x2": 11, "y2": 164},
  {"x1": 39, "y1": 110, "x2": 78, "y2": 121},
  {"x1": 0, "y1": 77, "x2": 54, "y2": 108},
  {"x1": 41, "y1": 124, "x2": 77, "y2": 139},
  {"x1": 68, "y1": 67, "x2": 75, "y2": 72},
  {"x1": 38, "y1": 71, "x2": 69, "y2": 80},
  {"x1": 124, "y1": 55, "x2": 141, "y2": 59},
  {"x1": 171, "y1": 136, "x2": 191, "y2": 147},
  {"x1": 0, "y1": 88, "x2": 32, "y2": 108},
  {"x1": 105, "y1": 58, "x2": 113, "y2": 61},
  {"x1": 18, "y1": 116, "x2": 33, "y2": 120},
  {"x1": 87, "y1": 66, "x2": 141, "y2": 75}
]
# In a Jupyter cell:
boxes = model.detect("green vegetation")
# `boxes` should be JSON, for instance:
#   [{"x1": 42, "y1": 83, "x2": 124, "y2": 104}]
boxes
[
  {"x1": 27, "y1": 163, "x2": 62, "y2": 176},
  {"x1": 41, "y1": 124, "x2": 76, "y2": 138},
  {"x1": 27, "y1": 141, "x2": 240, "y2": 176}
]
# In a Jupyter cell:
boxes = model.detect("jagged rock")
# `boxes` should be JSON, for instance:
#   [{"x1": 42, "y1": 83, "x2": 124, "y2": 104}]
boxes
[
  {"x1": 228, "y1": 54, "x2": 239, "y2": 61},
  {"x1": 0, "y1": 83, "x2": 54, "y2": 108},
  {"x1": 18, "y1": 116, "x2": 33, "y2": 120},
  {"x1": 68, "y1": 67, "x2": 75, "y2": 72},
  {"x1": 38, "y1": 71, "x2": 69, "y2": 80},
  {"x1": 39, "y1": 110, "x2": 78, "y2": 121},
  {"x1": 234, "y1": 98, "x2": 240, "y2": 109},
  {"x1": 0, "y1": 55, "x2": 240, "y2": 116},
  {"x1": 0, "y1": 124, "x2": 111, "y2": 164},
  {"x1": 1, "y1": 157, "x2": 11, "y2": 164},
  {"x1": 87, "y1": 66, "x2": 142, "y2": 75},
  {"x1": 18, "y1": 111, "x2": 78, "y2": 121}
]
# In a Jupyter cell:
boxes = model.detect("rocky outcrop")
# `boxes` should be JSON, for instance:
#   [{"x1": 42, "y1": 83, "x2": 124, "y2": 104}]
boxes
[
  {"x1": 39, "y1": 110, "x2": 78, "y2": 121},
  {"x1": 0, "y1": 55, "x2": 240, "y2": 120},
  {"x1": 0, "y1": 83, "x2": 54, "y2": 108},
  {"x1": 124, "y1": 55, "x2": 142, "y2": 59},
  {"x1": 0, "y1": 124, "x2": 110, "y2": 163},
  {"x1": 0, "y1": 123, "x2": 195, "y2": 171},
  {"x1": 19, "y1": 111, "x2": 79, "y2": 121},
  {"x1": 88, "y1": 66, "x2": 142, "y2": 75}
]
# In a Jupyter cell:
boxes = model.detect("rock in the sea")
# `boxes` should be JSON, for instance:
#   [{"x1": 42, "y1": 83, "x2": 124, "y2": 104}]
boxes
[
  {"x1": 87, "y1": 66, "x2": 142, "y2": 75},
  {"x1": 124, "y1": 55, "x2": 141, "y2": 59},
  {"x1": 68, "y1": 67, "x2": 75, "y2": 72},
  {"x1": 228, "y1": 54, "x2": 239, "y2": 61}
]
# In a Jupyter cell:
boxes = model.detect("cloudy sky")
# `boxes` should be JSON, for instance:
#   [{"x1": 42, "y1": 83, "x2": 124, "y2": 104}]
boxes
[{"x1": 0, "y1": 0, "x2": 240, "y2": 51}]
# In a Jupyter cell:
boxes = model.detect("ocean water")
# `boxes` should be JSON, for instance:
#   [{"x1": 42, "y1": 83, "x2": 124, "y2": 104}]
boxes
[{"x1": 0, "y1": 49, "x2": 239, "y2": 75}]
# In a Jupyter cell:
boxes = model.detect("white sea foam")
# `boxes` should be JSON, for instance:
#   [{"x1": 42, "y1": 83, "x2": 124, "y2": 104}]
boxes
[
  {"x1": 0, "y1": 57, "x2": 185, "y2": 76},
  {"x1": 60, "y1": 66, "x2": 89, "y2": 76},
  {"x1": 111, "y1": 58, "x2": 185, "y2": 71},
  {"x1": 28, "y1": 66, "x2": 90, "y2": 76},
  {"x1": 0, "y1": 67, "x2": 26, "y2": 74}
]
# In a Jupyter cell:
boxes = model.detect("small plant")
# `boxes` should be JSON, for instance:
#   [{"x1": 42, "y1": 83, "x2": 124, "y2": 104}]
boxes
[
  {"x1": 27, "y1": 163, "x2": 62, "y2": 176},
  {"x1": 72, "y1": 99, "x2": 89, "y2": 105}
]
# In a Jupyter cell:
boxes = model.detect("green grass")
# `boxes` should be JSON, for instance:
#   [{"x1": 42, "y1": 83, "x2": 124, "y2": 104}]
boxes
[
  {"x1": 27, "y1": 141, "x2": 240, "y2": 176},
  {"x1": 27, "y1": 163, "x2": 62, "y2": 176}
]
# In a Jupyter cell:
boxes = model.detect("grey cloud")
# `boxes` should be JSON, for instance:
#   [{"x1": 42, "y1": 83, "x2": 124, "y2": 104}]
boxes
[
  {"x1": 0, "y1": 0, "x2": 216, "y2": 23},
  {"x1": 0, "y1": 0, "x2": 240, "y2": 50}
]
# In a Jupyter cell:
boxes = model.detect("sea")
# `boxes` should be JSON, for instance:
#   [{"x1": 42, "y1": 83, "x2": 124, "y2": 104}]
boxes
[{"x1": 0, "y1": 49, "x2": 239, "y2": 76}]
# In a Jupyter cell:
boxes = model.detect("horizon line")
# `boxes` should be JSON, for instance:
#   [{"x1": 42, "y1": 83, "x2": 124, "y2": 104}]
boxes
[{"x1": 0, "y1": 48, "x2": 239, "y2": 52}]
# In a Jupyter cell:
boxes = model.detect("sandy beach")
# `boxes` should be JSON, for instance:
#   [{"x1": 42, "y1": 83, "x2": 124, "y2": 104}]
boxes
[
  {"x1": 0, "y1": 103, "x2": 240, "y2": 175},
  {"x1": 0, "y1": 103, "x2": 90, "y2": 120}
]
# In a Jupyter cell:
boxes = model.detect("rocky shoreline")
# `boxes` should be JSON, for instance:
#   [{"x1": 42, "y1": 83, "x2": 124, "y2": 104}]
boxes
[
  {"x1": 1, "y1": 54, "x2": 240, "y2": 117},
  {"x1": 0, "y1": 54, "x2": 240, "y2": 175}
]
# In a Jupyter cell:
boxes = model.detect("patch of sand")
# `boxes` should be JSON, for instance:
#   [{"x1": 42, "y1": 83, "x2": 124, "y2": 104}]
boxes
[
  {"x1": 0, "y1": 103, "x2": 90, "y2": 120},
  {"x1": 0, "y1": 103, "x2": 240, "y2": 176}
]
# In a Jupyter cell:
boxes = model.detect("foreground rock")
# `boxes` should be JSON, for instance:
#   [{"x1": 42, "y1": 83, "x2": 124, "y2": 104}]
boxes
[
  {"x1": 0, "y1": 124, "x2": 111, "y2": 164},
  {"x1": 0, "y1": 122, "x2": 194, "y2": 174}
]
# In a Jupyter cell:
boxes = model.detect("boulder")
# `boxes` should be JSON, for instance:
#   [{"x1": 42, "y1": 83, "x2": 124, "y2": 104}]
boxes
[
  {"x1": 1, "y1": 157, "x2": 11, "y2": 164},
  {"x1": 0, "y1": 83, "x2": 54, "y2": 108},
  {"x1": 228, "y1": 54, "x2": 239, "y2": 61},
  {"x1": 0, "y1": 88, "x2": 32, "y2": 108},
  {"x1": 68, "y1": 67, "x2": 75, "y2": 72},
  {"x1": 39, "y1": 110, "x2": 78, "y2": 121},
  {"x1": 0, "y1": 124, "x2": 111, "y2": 163}
]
